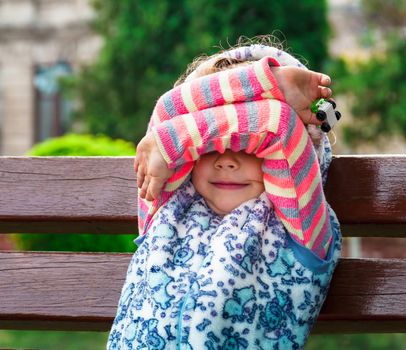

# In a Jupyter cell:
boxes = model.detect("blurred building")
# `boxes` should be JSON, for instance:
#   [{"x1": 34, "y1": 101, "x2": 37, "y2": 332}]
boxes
[{"x1": 0, "y1": 0, "x2": 101, "y2": 155}]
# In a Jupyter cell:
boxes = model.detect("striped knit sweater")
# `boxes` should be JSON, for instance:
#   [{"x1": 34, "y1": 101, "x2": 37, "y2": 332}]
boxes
[{"x1": 138, "y1": 56, "x2": 332, "y2": 259}]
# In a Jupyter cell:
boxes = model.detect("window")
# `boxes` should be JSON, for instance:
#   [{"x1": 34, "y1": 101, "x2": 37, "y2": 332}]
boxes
[{"x1": 33, "y1": 61, "x2": 73, "y2": 143}]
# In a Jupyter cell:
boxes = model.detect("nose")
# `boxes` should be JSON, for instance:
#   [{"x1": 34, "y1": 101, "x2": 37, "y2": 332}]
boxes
[{"x1": 214, "y1": 151, "x2": 240, "y2": 171}]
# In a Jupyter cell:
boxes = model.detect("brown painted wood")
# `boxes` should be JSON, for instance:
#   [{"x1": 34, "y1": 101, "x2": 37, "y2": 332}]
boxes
[
  {"x1": 0, "y1": 157, "x2": 138, "y2": 234},
  {"x1": 0, "y1": 252, "x2": 405, "y2": 333},
  {"x1": 325, "y1": 155, "x2": 406, "y2": 226},
  {"x1": 1, "y1": 156, "x2": 406, "y2": 236}
]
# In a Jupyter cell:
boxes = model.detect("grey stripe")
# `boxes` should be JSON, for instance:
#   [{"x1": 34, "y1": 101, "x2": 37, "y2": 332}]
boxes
[
  {"x1": 302, "y1": 193, "x2": 323, "y2": 232},
  {"x1": 294, "y1": 151, "x2": 316, "y2": 187},
  {"x1": 162, "y1": 93, "x2": 178, "y2": 117},
  {"x1": 278, "y1": 206, "x2": 299, "y2": 219},
  {"x1": 239, "y1": 69, "x2": 255, "y2": 100},
  {"x1": 283, "y1": 108, "x2": 298, "y2": 148},
  {"x1": 166, "y1": 121, "x2": 183, "y2": 156},
  {"x1": 202, "y1": 108, "x2": 218, "y2": 138},
  {"x1": 246, "y1": 102, "x2": 258, "y2": 132},
  {"x1": 263, "y1": 167, "x2": 290, "y2": 178},
  {"x1": 201, "y1": 77, "x2": 214, "y2": 107},
  {"x1": 239, "y1": 134, "x2": 251, "y2": 151}
]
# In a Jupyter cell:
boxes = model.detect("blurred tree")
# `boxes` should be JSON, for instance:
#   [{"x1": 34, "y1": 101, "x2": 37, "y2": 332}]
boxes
[
  {"x1": 361, "y1": 0, "x2": 406, "y2": 30},
  {"x1": 16, "y1": 134, "x2": 137, "y2": 253},
  {"x1": 331, "y1": 1, "x2": 406, "y2": 145},
  {"x1": 70, "y1": 0, "x2": 330, "y2": 143}
]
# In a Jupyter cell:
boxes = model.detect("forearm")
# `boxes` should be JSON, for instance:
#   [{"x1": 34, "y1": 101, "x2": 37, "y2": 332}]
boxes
[
  {"x1": 152, "y1": 99, "x2": 287, "y2": 168},
  {"x1": 149, "y1": 56, "x2": 283, "y2": 130}
]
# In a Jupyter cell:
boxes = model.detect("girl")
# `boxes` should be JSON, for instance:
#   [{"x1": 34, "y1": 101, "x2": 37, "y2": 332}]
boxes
[{"x1": 107, "y1": 41, "x2": 341, "y2": 350}]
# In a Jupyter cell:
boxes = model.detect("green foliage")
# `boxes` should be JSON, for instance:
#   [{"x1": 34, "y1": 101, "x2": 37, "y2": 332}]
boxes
[
  {"x1": 305, "y1": 333, "x2": 406, "y2": 350},
  {"x1": 17, "y1": 134, "x2": 137, "y2": 253},
  {"x1": 0, "y1": 330, "x2": 405, "y2": 349},
  {"x1": 327, "y1": 1, "x2": 406, "y2": 146},
  {"x1": 330, "y1": 35, "x2": 406, "y2": 145},
  {"x1": 71, "y1": 0, "x2": 330, "y2": 144},
  {"x1": 0, "y1": 330, "x2": 108, "y2": 350},
  {"x1": 27, "y1": 133, "x2": 136, "y2": 156}
]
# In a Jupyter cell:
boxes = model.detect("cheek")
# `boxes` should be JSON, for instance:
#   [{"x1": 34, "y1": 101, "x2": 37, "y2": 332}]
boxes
[
  {"x1": 191, "y1": 160, "x2": 210, "y2": 191},
  {"x1": 249, "y1": 166, "x2": 264, "y2": 183}
]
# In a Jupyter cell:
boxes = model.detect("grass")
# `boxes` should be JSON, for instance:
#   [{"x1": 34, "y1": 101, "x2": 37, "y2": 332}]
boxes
[
  {"x1": 0, "y1": 331, "x2": 405, "y2": 349},
  {"x1": 0, "y1": 330, "x2": 108, "y2": 350}
]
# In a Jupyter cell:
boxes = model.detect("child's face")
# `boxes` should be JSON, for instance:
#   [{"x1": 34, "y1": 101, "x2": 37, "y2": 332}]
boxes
[{"x1": 192, "y1": 150, "x2": 264, "y2": 215}]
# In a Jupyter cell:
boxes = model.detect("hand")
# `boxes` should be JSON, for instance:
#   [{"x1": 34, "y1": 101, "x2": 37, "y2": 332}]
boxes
[
  {"x1": 271, "y1": 66, "x2": 333, "y2": 125},
  {"x1": 134, "y1": 132, "x2": 174, "y2": 201}
]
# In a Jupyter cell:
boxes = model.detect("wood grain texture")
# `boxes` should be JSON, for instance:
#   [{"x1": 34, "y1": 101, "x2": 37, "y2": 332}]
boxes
[
  {"x1": 1, "y1": 156, "x2": 406, "y2": 236},
  {"x1": 0, "y1": 157, "x2": 138, "y2": 234},
  {"x1": 0, "y1": 252, "x2": 405, "y2": 333}
]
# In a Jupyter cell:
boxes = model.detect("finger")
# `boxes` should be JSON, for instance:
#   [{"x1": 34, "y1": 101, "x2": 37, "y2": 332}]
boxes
[
  {"x1": 301, "y1": 110, "x2": 322, "y2": 126},
  {"x1": 319, "y1": 86, "x2": 332, "y2": 99},
  {"x1": 136, "y1": 165, "x2": 145, "y2": 189},
  {"x1": 134, "y1": 156, "x2": 139, "y2": 173},
  {"x1": 309, "y1": 112, "x2": 322, "y2": 126},
  {"x1": 139, "y1": 175, "x2": 150, "y2": 199},
  {"x1": 148, "y1": 176, "x2": 165, "y2": 200},
  {"x1": 320, "y1": 74, "x2": 331, "y2": 86},
  {"x1": 145, "y1": 177, "x2": 159, "y2": 201}
]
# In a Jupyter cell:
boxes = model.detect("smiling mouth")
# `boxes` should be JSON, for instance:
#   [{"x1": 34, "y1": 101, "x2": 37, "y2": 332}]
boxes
[{"x1": 210, "y1": 182, "x2": 248, "y2": 190}]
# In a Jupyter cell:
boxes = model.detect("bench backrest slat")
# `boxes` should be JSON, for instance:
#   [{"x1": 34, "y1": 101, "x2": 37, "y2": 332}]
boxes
[
  {"x1": 0, "y1": 251, "x2": 404, "y2": 333},
  {"x1": 1, "y1": 156, "x2": 405, "y2": 236}
]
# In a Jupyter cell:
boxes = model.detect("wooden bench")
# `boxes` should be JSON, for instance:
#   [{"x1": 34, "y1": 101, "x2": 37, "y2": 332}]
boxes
[{"x1": 0, "y1": 155, "x2": 405, "y2": 335}]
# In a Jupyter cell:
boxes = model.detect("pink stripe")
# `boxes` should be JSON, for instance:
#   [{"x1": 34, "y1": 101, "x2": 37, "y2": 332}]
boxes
[
  {"x1": 276, "y1": 103, "x2": 293, "y2": 135},
  {"x1": 283, "y1": 120, "x2": 305, "y2": 160},
  {"x1": 167, "y1": 163, "x2": 193, "y2": 183},
  {"x1": 193, "y1": 110, "x2": 209, "y2": 142},
  {"x1": 263, "y1": 172, "x2": 295, "y2": 189},
  {"x1": 138, "y1": 218, "x2": 145, "y2": 235},
  {"x1": 262, "y1": 158, "x2": 288, "y2": 170},
  {"x1": 171, "y1": 87, "x2": 187, "y2": 115},
  {"x1": 256, "y1": 101, "x2": 272, "y2": 132},
  {"x1": 266, "y1": 193, "x2": 297, "y2": 210},
  {"x1": 303, "y1": 203, "x2": 326, "y2": 243},
  {"x1": 298, "y1": 183, "x2": 323, "y2": 219},
  {"x1": 261, "y1": 57, "x2": 285, "y2": 101},
  {"x1": 155, "y1": 102, "x2": 172, "y2": 123},
  {"x1": 310, "y1": 218, "x2": 330, "y2": 256},
  {"x1": 155, "y1": 127, "x2": 179, "y2": 164},
  {"x1": 228, "y1": 69, "x2": 245, "y2": 101},
  {"x1": 274, "y1": 208, "x2": 302, "y2": 231},
  {"x1": 234, "y1": 104, "x2": 249, "y2": 134},
  {"x1": 139, "y1": 198, "x2": 149, "y2": 215},
  {"x1": 290, "y1": 139, "x2": 314, "y2": 178},
  {"x1": 246, "y1": 64, "x2": 266, "y2": 100},
  {"x1": 246, "y1": 133, "x2": 261, "y2": 153},
  {"x1": 256, "y1": 133, "x2": 276, "y2": 155},
  {"x1": 256, "y1": 138, "x2": 281, "y2": 158},
  {"x1": 213, "y1": 138, "x2": 225, "y2": 153},
  {"x1": 210, "y1": 74, "x2": 226, "y2": 107},
  {"x1": 230, "y1": 133, "x2": 241, "y2": 152},
  {"x1": 191, "y1": 79, "x2": 208, "y2": 110},
  {"x1": 213, "y1": 106, "x2": 230, "y2": 136},
  {"x1": 295, "y1": 161, "x2": 320, "y2": 198}
]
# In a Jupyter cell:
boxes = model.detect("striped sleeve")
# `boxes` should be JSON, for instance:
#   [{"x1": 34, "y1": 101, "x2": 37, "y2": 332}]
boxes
[
  {"x1": 151, "y1": 100, "x2": 332, "y2": 258},
  {"x1": 148, "y1": 56, "x2": 284, "y2": 128},
  {"x1": 139, "y1": 56, "x2": 333, "y2": 258},
  {"x1": 138, "y1": 56, "x2": 285, "y2": 236}
]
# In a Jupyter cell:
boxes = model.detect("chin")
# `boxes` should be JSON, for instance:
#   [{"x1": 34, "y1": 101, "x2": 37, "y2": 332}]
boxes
[{"x1": 213, "y1": 201, "x2": 244, "y2": 215}]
